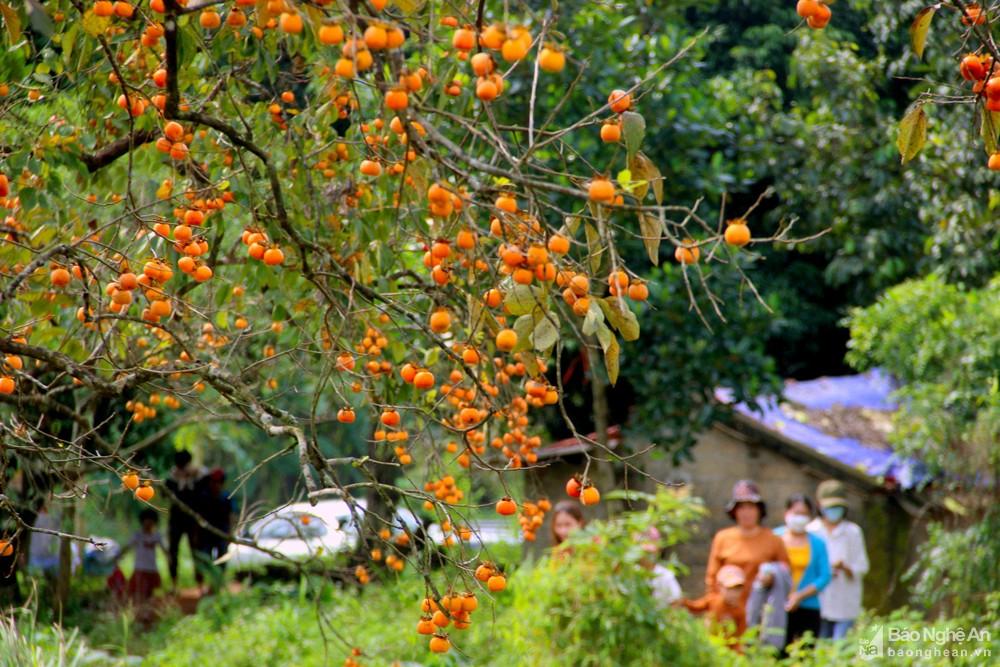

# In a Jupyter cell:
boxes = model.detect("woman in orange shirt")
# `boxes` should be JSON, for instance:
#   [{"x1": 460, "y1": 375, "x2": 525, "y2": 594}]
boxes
[{"x1": 705, "y1": 480, "x2": 789, "y2": 609}]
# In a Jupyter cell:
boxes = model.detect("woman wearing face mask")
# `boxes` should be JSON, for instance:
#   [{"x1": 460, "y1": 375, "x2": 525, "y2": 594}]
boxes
[
  {"x1": 774, "y1": 494, "x2": 831, "y2": 649},
  {"x1": 807, "y1": 480, "x2": 869, "y2": 640}
]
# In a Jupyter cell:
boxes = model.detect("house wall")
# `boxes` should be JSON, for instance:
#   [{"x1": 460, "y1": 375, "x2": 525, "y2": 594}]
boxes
[
  {"x1": 526, "y1": 452, "x2": 608, "y2": 558},
  {"x1": 529, "y1": 423, "x2": 920, "y2": 613},
  {"x1": 640, "y1": 424, "x2": 915, "y2": 612}
]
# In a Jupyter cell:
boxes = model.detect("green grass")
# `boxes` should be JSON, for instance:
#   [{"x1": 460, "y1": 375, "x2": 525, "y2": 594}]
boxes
[
  {"x1": 114, "y1": 539, "x2": 200, "y2": 590},
  {"x1": 11, "y1": 522, "x2": 1000, "y2": 667}
]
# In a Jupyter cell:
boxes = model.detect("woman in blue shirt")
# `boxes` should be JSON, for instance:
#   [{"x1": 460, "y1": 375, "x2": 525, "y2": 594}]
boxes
[{"x1": 775, "y1": 494, "x2": 831, "y2": 650}]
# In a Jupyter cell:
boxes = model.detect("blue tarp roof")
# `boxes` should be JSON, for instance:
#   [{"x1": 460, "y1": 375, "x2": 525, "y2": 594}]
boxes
[{"x1": 716, "y1": 369, "x2": 927, "y2": 490}]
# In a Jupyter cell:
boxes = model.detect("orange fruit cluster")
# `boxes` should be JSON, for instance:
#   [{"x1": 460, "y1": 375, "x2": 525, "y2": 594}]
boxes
[
  {"x1": 1, "y1": 346, "x2": 22, "y2": 395},
  {"x1": 566, "y1": 475, "x2": 600, "y2": 505},
  {"x1": 384, "y1": 551, "x2": 405, "y2": 573},
  {"x1": 123, "y1": 474, "x2": 155, "y2": 502},
  {"x1": 154, "y1": 121, "x2": 190, "y2": 161},
  {"x1": 961, "y1": 3, "x2": 987, "y2": 26},
  {"x1": 517, "y1": 497, "x2": 552, "y2": 541},
  {"x1": 475, "y1": 561, "x2": 507, "y2": 591},
  {"x1": 241, "y1": 228, "x2": 284, "y2": 266},
  {"x1": 423, "y1": 475, "x2": 465, "y2": 508},
  {"x1": 417, "y1": 589, "x2": 482, "y2": 653}
]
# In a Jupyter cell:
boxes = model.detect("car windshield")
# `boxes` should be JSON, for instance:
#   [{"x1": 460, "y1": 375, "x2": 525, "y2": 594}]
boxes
[{"x1": 257, "y1": 514, "x2": 328, "y2": 540}]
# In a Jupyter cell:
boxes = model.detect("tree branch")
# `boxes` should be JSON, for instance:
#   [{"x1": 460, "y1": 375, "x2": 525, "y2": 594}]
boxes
[{"x1": 80, "y1": 129, "x2": 158, "y2": 173}]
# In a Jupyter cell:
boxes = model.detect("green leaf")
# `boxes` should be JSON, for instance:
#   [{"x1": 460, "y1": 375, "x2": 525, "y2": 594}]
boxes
[
  {"x1": 604, "y1": 489, "x2": 655, "y2": 502},
  {"x1": 303, "y1": 4, "x2": 325, "y2": 35},
  {"x1": 389, "y1": 341, "x2": 407, "y2": 364},
  {"x1": 616, "y1": 169, "x2": 632, "y2": 191},
  {"x1": 504, "y1": 284, "x2": 542, "y2": 316},
  {"x1": 621, "y1": 111, "x2": 645, "y2": 162},
  {"x1": 982, "y1": 106, "x2": 999, "y2": 156},
  {"x1": 423, "y1": 346, "x2": 440, "y2": 367},
  {"x1": 26, "y1": 1, "x2": 54, "y2": 39},
  {"x1": 909, "y1": 6, "x2": 936, "y2": 60},
  {"x1": 530, "y1": 316, "x2": 558, "y2": 353},
  {"x1": 62, "y1": 23, "x2": 78, "y2": 67},
  {"x1": 599, "y1": 297, "x2": 640, "y2": 342},
  {"x1": 595, "y1": 320, "x2": 613, "y2": 352},
  {"x1": 512, "y1": 314, "x2": 535, "y2": 353},
  {"x1": 897, "y1": 104, "x2": 928, "y2": 165},
  {"x1": 638, "y1": 213, "x2": 662, "y2": 266},
  {"x1": 582, "y1": 300, "x2": 605, "y2": 336}
]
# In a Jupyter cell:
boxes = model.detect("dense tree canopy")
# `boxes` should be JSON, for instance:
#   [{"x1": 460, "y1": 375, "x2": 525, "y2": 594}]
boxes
[
  {"x1": 2, "y1": 0, "x2": 1000, "y2": 655},
  {"x1": 0, "y1": 0, "x2": 811, "y2": 624}
]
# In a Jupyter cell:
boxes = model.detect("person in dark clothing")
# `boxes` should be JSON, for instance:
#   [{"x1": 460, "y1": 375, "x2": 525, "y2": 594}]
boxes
[
  {"x1": 196, "y1": 468, "x2": 234, "y2": 573},
  {"x1": 165, "y1": 450, "x2": 206, "y2": 588},
  {"x1": 0, "y1": 534, "x2": 22, "y2": 607}
]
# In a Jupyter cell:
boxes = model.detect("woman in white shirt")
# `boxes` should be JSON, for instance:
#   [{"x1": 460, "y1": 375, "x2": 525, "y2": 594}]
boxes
[{"x1": 807, "y1": 480, "x2": 869, "y2": 640}]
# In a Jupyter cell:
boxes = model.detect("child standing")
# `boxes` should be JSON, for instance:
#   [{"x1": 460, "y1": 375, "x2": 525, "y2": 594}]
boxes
[
  {"x1": 681, "y1": 564, "x2": 748, "y2": 646},
  {"x1": 116, "y1": 508, "x2": 168, "y2": 606},
  {"x1": 637, "y1": 526, "x2": 682, "y2": 608}
]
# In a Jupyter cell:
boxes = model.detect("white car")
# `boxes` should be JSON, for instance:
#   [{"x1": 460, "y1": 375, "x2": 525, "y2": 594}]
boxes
[
  {"x1": 327, "y1": 499, "x2": 518, "y2": 549},
  {"x1": 223, "y1": 507, "x2": 349, "y2": 572},
  {"x1": 224, "y1": 496, "x2": 516, "y2": 572}
]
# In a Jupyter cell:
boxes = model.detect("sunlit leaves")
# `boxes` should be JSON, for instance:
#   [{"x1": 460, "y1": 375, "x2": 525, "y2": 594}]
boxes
[
  {"x1": 897, "y1": 104, "x2": 928, "y2": 165},
  {"x1": 909, "y1": 6, "x2": 936, "y2": 60}
]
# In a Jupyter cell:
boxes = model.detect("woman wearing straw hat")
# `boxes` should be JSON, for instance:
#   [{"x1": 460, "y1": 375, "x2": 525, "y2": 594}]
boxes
[
  {"x1": 705, "y1": 480, "x2": 789, "y2": 611},
  {"x1": 807, "y1": 480, "x2": 869, "y2": 640}
]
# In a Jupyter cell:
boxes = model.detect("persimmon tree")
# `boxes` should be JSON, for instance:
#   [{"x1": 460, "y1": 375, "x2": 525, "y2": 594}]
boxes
[
  {"x1": 895, "y1": 1, "x2": 1000, "y2": 168},
  {"x1": 0, "y1": 0, "x2": 816, "y2": 655}
]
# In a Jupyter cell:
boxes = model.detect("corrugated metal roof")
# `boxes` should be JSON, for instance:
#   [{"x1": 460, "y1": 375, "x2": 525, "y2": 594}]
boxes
[
  {"x1": 534, "y1": 425, "x2": 621, "y2": 460},
  {"x1": 716, "y1": 369, "x2": 927, "y2": 490}
]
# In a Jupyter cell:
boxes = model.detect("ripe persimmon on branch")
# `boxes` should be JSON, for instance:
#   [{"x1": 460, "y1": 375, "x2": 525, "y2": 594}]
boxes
[
  {"x1": 893, "y1": 1, "x2": 1000, "y2": 168},
  {"x1": 0, "y1": 0, "x2": 817, "y2": 655}
]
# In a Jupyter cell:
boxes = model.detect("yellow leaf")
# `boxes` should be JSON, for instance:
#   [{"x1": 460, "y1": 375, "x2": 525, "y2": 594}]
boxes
[
  {"x1": 638, "y1": 213, "x2": 662, "y2": 265},
  {"x1": 897, "y1": 104, "x2": 928, "y2": 165},
  {"x1": 81, "y1": 9, "x2": 109, "y2": 37},
  {"x1": 981, "y1": 106, "x2": 1000, "y2": 156},
  {"x1": 393, "y1": 0, "x2": 427, "y2": 13},
  {"x1": 909, "y1": 6, "x2": 936, "y2": 60},
  {"x1": 628, "y1": 152, "x2": 664, "y2": 204},
  {"x1": 256, "y1": 0, "x2": 270, "y2": 28},
  {"x1": 604, "y1": 336, "x2": 620, "y2": 386},
  {"x1": 0, "y1": 1, "x2": 20, "y2": 43}
]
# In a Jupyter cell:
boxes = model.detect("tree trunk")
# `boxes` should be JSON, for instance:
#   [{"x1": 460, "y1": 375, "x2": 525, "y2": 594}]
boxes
[
  {"x1": 55, "y1": 500, "x2": 75, "y2": 615},
  {"x1": 359, "y1": 435, "x2": 401, "y2": 560}
]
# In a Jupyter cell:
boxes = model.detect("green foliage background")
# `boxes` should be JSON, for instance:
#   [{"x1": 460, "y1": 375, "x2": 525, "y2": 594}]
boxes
[{"x1": 7, "y1": 491, "x2": 1000, "y2": 666}]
